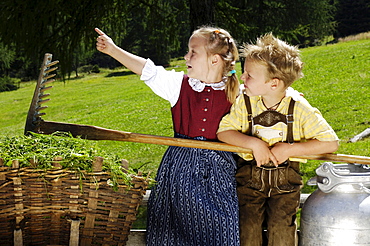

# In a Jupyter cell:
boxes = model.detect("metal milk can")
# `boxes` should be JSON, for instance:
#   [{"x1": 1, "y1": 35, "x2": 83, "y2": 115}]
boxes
[{"x1": 300, "y1": 162, "x2": 370, "y2": 246}]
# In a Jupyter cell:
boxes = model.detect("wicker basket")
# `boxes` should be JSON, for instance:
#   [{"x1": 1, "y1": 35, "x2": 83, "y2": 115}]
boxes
[{"x1": 0, "y1": 157, "x2": 148, "y2": 246}]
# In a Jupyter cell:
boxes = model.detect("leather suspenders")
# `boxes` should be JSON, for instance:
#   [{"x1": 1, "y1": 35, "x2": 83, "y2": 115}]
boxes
[{"x1": 243, "y1": 94, "x2": 295, "y2": 144}]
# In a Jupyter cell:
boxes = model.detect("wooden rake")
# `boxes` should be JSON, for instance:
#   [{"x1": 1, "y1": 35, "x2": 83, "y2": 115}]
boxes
[{"x1": 24, "y1": 53, "x2": 370, "y2": 165}]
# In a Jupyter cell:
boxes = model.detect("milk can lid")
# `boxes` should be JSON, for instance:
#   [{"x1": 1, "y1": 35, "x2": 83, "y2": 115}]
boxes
[{"x1": 316, "y1": 162, "x2": 370, "y2": 193}]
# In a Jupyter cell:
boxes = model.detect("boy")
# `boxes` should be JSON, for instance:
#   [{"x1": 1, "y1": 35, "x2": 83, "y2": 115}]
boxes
[{"x1": 217, "y1": 33, "x2": 339, "y2": 246}]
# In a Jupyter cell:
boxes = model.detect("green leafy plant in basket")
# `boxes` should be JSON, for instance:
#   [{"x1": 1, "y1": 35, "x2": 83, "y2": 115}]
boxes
[{"x1": 0, "y1": 132, "x2": 143, "y2": 190}]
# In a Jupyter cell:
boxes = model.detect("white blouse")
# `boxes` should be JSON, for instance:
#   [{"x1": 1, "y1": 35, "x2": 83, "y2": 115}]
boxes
[
  {"x1": 140, "y1": 58, "x2": 307, "y2": 106},
  {"x1": 140, "y1": 59, "x2": 226, "y2": 107}
]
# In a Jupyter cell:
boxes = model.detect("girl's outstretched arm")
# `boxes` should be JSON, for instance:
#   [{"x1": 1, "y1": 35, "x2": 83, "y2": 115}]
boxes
[{"x1": 95, "y1": 28, "x2": 147, "y2": 75}]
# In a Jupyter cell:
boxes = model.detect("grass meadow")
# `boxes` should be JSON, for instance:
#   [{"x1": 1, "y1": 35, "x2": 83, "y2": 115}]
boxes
[{"x1": 0, "y1": 37, "x2": 369, "y2": 196}]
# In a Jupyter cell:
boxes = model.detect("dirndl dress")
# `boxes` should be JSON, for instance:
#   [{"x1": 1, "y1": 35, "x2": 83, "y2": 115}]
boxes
[{"x1": 146, "y1": 133, "x2": 240, "y2": 246}]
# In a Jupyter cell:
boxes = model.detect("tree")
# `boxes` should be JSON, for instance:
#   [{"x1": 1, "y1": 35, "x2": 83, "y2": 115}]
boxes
[
  {"x1": 123, "y1": 0, "x2": 188, "y2": 65},
  {"x1": 0, "y1": 0, "x2": 121, "y2": 78},
  {"x1": 0, "y1": 0, "x2": 188, "y2": 78},
  {"x1": 215, "y1": 0, "x2": 336, "y2": 46},
  {"x1": 189, "y1": 0, "x2": 216, "y2": 31},
  {"x1": 0, "y1": 0, "x2": 338, "y2": 80},
  {"x1": 0, "y1": 43, "x2": 15, "y2": 76},
  {"x1": 335, "y1": 0, "x2": 370, "y2": 38}
]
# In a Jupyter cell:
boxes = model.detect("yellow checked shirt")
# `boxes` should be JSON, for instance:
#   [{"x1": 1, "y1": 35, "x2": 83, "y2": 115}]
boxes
[{"x1": 217, "y1": 93, "x2": 339, "y2": 162}]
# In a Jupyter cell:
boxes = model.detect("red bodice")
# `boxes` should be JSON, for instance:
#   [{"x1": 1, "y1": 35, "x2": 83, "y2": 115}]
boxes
[{"x1": 171, "y1": 75, "x2": 232, "y2": 140}]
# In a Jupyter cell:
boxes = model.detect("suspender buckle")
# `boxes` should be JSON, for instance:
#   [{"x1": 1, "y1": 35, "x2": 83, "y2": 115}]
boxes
[
  {"x1": 247, "y1": 113, "x2": 252, "y2": 122},
  {"x1": 286, "y1": 114, "x2": 294, "y2": 123}
]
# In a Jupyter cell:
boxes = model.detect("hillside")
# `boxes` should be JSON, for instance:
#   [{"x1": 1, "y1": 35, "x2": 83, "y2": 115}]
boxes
[{"x1": 0, "y1": 39, "x2": 369, "y2": 190}]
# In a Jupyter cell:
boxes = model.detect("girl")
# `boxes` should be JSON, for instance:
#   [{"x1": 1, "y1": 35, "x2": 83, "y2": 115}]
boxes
[{"x1": 95, "y1": 26, "x2": 240, "y2": 246}]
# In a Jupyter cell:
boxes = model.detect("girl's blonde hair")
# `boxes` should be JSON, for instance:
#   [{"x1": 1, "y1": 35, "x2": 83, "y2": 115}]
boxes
[
  {"x1": 241, "y1": 33, "x2": 304, "y2": 88},
  {"x1": 192, "y1": 26, "x2": 239, "y2": 103}
]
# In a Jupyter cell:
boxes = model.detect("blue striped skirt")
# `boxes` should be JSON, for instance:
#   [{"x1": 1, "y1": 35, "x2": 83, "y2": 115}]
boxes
[{"x1": 146, "y1": 134, "x2": 240, "y2": 246}]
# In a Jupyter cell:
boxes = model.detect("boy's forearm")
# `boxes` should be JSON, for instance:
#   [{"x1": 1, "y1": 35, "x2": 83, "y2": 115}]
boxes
[
  {"x1": 286, "y1": 139, "x2": 339, "y2": 157},
  {"x1": 270, "y1": 139, "x2": 339, "y2": 164},
  {"x1": 218, "y1": 130, "x2": 278, "y2": 166},
  {"x1": 217, "y1": 130, "x2": 259, "y2": 149}
]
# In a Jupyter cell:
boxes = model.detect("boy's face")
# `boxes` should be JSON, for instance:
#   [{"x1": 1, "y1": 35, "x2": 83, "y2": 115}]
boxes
[{"x1": 241, "y1": 60, "x2": 271, "y2": 97}]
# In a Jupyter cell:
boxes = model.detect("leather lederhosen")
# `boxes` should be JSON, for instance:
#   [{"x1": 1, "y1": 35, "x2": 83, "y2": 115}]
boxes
[
  {"x1": 236, "y1": 94, "x2": 302, "y2": 195},
  {"x1": 237, "y1": 95, "x2": 303, "y2": 246}
]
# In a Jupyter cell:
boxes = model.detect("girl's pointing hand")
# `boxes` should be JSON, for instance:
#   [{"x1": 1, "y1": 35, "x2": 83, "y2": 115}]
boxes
[{"x1": 95, "y1": 28, "x2": 116, "y2": 55}]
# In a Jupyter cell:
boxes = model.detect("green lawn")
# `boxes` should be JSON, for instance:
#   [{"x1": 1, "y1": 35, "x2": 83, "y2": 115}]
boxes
[
  {"x1": 0, "y1": 39, "x2": 369, "y2": 194},
  {"x1": 293, "y1": 40, "x2": 370, "y2": 191}
]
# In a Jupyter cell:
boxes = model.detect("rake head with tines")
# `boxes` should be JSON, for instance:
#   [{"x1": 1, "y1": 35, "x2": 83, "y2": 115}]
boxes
[
  {"x1": 24, "y1": 53, "x2": 59, "y2": 135},
  {"x1": 23, "y1": 54, "x2": 370, "y2": 165}
]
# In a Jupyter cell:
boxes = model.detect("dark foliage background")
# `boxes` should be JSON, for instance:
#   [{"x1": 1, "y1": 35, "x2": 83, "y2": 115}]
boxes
[{"x1": 0, "y1": 0, "x2": 368, "y2": 84}]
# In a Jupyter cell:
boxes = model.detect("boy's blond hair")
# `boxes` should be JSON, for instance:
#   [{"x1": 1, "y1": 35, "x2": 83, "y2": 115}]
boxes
[
  {"x1": 192, "y1": 26, "x2": 239, "y2": 103},
  {"x1": 241, "y1": 33, "x2": 304, "y2": 88}
]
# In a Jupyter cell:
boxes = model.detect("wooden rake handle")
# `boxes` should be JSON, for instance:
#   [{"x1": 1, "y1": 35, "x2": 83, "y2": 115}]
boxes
[
  {"x1": 26, "y1": 54, "x2": 370, "y2": 165},
  {"x1": 38, "y1": 120, "x2": 370, "y2": 165}
]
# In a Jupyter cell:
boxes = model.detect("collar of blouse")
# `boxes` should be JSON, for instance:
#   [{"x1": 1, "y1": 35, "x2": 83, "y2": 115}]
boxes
[{"x1": 188, "y1": 77, "x2": 227, "y2": 92}]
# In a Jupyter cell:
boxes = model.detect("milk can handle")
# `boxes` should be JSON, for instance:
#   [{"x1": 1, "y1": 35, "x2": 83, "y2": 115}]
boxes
[
  {"x1": 356, "y1": 183, "x2": 370, "y2": 194},
  {"x1": 317, "y1": 162, "x2": 370, "y2": 193}
]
